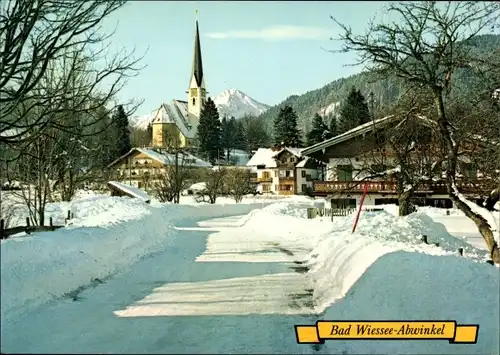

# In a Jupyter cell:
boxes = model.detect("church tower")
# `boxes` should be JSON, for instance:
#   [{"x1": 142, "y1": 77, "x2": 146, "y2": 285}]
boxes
[{"x1": 187, "y1": 18, "x2": 206, "y2": 118}]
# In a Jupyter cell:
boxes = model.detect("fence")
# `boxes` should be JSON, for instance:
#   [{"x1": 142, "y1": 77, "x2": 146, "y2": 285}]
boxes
[
  {"x1": 306, "y1": 207, "x2": 385, "y2": 220},
  {"x1": 0, "y1": 210, "x2": 74, "y2": 240},
  {"x1": 306, "y1": 207, "x2": 356, "y2": 219}
]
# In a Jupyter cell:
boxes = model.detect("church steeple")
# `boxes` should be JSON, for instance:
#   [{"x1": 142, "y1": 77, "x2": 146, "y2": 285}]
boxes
[
  {"x1": 191, "y1": 20, "x2": 203, "y2": 87},
  {"x1": 188, "y1": 15, "x2": 206, "y2": 118}
]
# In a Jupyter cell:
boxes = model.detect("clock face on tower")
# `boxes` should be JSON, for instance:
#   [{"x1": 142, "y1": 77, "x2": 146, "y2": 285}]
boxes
[{"x1": 190, "y1": 88, "x2": 198, "y2": 96}]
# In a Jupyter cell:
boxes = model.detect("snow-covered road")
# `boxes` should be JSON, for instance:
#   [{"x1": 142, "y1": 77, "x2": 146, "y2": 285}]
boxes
[{"x1": 1, "y1": 215, "x2": 321, "y2": 354}]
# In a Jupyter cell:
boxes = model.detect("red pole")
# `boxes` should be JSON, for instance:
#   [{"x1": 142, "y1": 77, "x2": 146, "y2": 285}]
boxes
[{"x1": 352, "y1": 182, "x2": 369, "y2": 233}]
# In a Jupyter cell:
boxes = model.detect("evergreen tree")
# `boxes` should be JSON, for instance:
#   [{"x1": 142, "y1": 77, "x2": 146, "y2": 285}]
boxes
[
  {"x1": 197, "y1": 97, "x2": 222, "y2": 164},
  {"x1": 307, "y1": 113, "x2": 330, "y2": 146},
  {"x1": 274, "y1": 105, "x2": 302, "y2": 147},
  {"x1": 243, "y1": 116, "x2": 270, "y2": 154},
  {"x1": 221, "y1": 115, "x2": 237, "y2": 161},
  {"x1": 231, "y1": 117, "x2": 246, "y2": 151},
  {"x1": 338, "y1": 87, "x2": 371, "y2": 134},
  {"x1": 329, "y1": 115, "x2": 338, "y2": 138},
  {"x1": 112, "y1": 105, "x2": 131, "y2": 158}
]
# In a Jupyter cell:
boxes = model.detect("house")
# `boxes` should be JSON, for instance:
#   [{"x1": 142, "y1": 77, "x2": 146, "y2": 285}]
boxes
[
  {"x1": 136, "y1": 18, "x2": 208, "y2": 149},
  {"x1": 246, "y1": 147, "x2": 323, "y2": 195},
  {"x1": 107, "y1": 147, "x2": 211, "y2": 191},
  {"x1": 300, "y1": 115, "x2": 489, "y2": 209}
]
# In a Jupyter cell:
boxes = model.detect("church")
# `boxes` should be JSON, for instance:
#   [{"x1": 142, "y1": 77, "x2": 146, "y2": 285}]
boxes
[{"x1": 149, "y1": 18, "x2": 207, "y2": 149}]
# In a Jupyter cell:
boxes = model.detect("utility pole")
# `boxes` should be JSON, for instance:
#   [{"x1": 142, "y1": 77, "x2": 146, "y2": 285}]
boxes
[{"x1": 175, "y1": 146, "x2": 179, "y2": 204}]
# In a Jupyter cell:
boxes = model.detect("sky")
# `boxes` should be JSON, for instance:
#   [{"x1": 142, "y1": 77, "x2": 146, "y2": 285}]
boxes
[{"x1": 102, "y1": 1, "x2": 393, "y2": 116}]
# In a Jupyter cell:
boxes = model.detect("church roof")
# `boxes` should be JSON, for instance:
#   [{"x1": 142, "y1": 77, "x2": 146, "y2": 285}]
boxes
[
  {"x1": 151, "y1": 100, "x2": 198, "y2": 139},
  {"x1": 191, "y1": 20, "x2": 204, "y2": 87}
]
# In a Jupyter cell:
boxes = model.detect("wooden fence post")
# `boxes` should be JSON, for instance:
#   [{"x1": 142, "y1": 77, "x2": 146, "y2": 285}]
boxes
[
  {"x1": 25, "y1": 217, "x2": 31, "y2": 234},
  {"x1": 0, "y1": 219, "x2": 4, "y2": 239},
  {"x1": 458, "y1": 248, "x2": 463, "y2": 256},
  {"x1": 49, "y1": 217, "x2": 53, "y2": 228},
  {"x1": 67, "y1": 210, "x2": 71, "y2": 220}
]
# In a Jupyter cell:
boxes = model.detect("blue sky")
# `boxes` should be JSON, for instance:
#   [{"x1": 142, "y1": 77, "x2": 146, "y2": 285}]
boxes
[{"x1": 104, "y1": 1, "x2": 392, "y2": 116}]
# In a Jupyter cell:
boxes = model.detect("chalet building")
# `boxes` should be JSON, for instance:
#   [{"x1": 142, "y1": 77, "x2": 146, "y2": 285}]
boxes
[
  {"x1": 135, "y1": 18, "x2": 207, "y2": 149},
  {"x1": 301, "y1": 115, "x2": 488, "y2": 209},
  {"x1": 107, "y1": 147, "x2": 211, "y2": 191},
  {"x1": 246, "y1": 147, "x2": 323, "y2": 195}
]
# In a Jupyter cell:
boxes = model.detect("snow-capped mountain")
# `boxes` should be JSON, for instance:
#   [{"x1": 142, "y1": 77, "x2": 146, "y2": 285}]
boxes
[
  {"x1": 212, "y1": 89, "x2": 270, "y2": 119},
  {"x1": 129, "y1": 89, "x2": 270, "y2": 130}
]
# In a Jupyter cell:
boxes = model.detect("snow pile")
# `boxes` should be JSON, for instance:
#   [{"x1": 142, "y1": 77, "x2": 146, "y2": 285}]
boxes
[
  {"x1": 307, "y1": 210, "x2": 490, "y2": 313},
  {"x1": 0, "y1": 198, "x2": 268, "y2": 322},
  {"x1": 323, "y1": 252, "x2": 499, "y2": 354}
]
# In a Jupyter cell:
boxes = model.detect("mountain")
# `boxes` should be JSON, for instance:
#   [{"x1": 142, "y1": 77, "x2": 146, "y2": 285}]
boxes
[
  {"x1": 129, "y1": 89, "x2": 270, "y2": 130},
  {"x1": 257, "y1": 34, "x2": 500, "y2": 135},
  {"x1": 212, "y1": 89, "x2": 270, "y2": 119}
]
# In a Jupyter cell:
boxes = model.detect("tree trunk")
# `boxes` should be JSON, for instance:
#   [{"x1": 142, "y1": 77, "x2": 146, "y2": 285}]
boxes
[
  {"x1": 398, "y1": 191, "x2": 414, "y2": 216},
  {"x1": 448, "y1": 188, "x2": 500, "y2": 264}
]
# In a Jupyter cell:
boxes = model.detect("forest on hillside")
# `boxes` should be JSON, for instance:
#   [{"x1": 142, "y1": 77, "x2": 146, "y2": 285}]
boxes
[{"x1": 257, "y1": 34, "x2": 500, "y2": 136}]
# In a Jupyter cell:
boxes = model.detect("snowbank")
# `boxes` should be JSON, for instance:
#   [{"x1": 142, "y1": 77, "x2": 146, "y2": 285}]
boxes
[
  {"x1": 322, "y1": 252, "x2": 499, "y2": 354},
  {"x1": 0, "y1": 197, "x2": 269, "y2": 322},
  {"x1": 307, "y1": 210, "x2": 490, "y2": 312}
]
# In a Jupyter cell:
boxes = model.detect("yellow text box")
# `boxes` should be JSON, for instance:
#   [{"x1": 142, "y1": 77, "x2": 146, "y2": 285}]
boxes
[{"x1": 295, "y1": 321, "x2": 478, "y2": 344}]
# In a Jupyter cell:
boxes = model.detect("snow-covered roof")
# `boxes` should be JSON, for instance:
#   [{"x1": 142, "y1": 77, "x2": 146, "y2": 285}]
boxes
[
  {"x1": 108, "y1": 148, "x2": 212, "y2": 168},
  {"x1": 108, "y1": 181, "x2": 151, "y2": 203},
  {"x1": 246, "y1": 147, "x2": 305, "y2": 168},
  {"x1": 150, "y1": 100, "x2": 198, "y2": 139},
  {"x1": 246, "y1": 148, "x2": 279, "y2": 168},
  {"x1": 302, "y1": 115, "x2": 396, "y2": 156},
  {"x1": 295, "y1": 157, "x2": 310, "y2": 168},
  {"x1": 136, "y1": 148, "x2": 211, "y2": 168}
]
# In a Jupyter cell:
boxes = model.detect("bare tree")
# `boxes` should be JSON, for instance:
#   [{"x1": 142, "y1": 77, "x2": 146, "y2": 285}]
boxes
[
  {"x1": 151, "y1": 151, "x2": 197, "y2": 204},
  {"x1": 196, "y1": 168, "x2": 227, "y2": 204},
  {"x1": 0, "y1": 0, "x2": 144, "y2": 154},
  {"x1": 333, "y1": 1, "x2": 500, "y2": 262},
  {"x1": 225, "y1": 168, "x2": 255, "y2": 203}
]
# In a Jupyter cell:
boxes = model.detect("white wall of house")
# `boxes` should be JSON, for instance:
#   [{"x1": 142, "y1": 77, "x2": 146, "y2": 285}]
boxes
[
  {"x1": 296, "y1": 168, "x2": 318, "y2": 193},
  {"x1": 256, "y1": 168, "x2": 278, "y2": 194}
]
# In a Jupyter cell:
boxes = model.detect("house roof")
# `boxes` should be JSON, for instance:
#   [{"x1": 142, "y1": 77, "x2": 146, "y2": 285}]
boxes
[
  {"x1": 107, "y1": 147, "x2": 212, "y2": 169},
  {"x1": 151, "y1": 100, "x2": 198, "y2": 139},
  {"x1": 246, "y1": 147, "x2": 308, "y2": 168},
  {"x1": 108, "y1": 181, "x2": 151, "y2": 203},
  {"x1": 301, "y1": 115, "x2": 397, "y2": 156}
]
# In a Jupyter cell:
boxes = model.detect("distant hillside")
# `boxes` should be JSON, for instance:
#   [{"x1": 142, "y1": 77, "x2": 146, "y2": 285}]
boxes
[{"x1": 258, "y1": 34, "x2": 500, "y2": 134}]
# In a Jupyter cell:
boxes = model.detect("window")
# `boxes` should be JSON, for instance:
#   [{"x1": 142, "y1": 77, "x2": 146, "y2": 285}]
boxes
[
  {"x1": 301, "y1": 170, "x2": 306, "y2": 178},
  {"x1": 263, "y1": 171, "x2": 270, "y2": 178},
  {"x1": 192, "y1": 98, "x2": 196, "y2": 106},
  {"x1": 274, "y1": 171, "x2": 278, "y2": 177},
  {"x1": 336, "y1": 165, "x2": 353, "y2": 181},
  {"x1": 263, "y1": 184, "x2": 271, "y2": 192},
  {"x1": 301, "y1": 184, "x2": 307, "y2": 192},
  {"x1": 275, "y1": 184, "x2": 278, "y2": 191}
]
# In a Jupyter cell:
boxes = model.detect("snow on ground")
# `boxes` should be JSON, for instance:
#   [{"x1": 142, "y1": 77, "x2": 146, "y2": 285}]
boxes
[{"x1": 0, "y1": 196, "x2": 271, "y2": 322}]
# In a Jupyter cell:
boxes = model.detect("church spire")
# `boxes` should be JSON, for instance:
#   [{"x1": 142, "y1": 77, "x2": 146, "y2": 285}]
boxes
[{"x1": 191, "y1": 18, "x2": 204, "y2": 88}]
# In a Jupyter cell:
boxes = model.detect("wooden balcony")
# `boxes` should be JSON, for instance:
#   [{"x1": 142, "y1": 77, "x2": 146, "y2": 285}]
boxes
[
  {"x1": 258, "y1": 177, "x2": 273, "y2": 183},
  {"x1": 312, "y1": 180, "x2": 486, "y2": 196},
  {"x1": 279, "y1": 176, "x2": 295, "y2": 182}
]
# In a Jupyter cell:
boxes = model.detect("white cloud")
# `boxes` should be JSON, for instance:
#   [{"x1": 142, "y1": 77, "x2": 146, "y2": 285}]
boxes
[{"x1": 205, "y1": 25, "x2": 331, "y2": 41}]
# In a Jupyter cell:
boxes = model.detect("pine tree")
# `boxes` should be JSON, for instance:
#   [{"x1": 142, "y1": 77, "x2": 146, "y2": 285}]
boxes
[
  {"x1": 112, "y1": 105, "x2": 131, "y2": 158},
  {"x1": 307, "y1": 113, "x2": 330, "y2": 146},
  {"x1": 338, "y1": 87, "x2": 371, "y2": 134},
  {"x1": 197, "y1": 97, "x2": 222, "y2": 164},
  {"x1": 243, "y1": 116, "x2": 270, "y2": 154},
  {"x1": 329, "y1": 115, "x2": 338, "y2": 138},
  {"x1": 221, "y1": 115, "x2": 236, "y2": 161},
  {"x1": 274, "y1": 105, "x2": 302, "y2": 147},
  {"x1": 232, "y1": 119, "x2": 247, "y2": 151}
]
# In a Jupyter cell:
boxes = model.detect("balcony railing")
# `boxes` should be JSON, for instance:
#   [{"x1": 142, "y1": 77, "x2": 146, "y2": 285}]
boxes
[
  {"x1": 279, "y1": 176, "x2": 294, "y2": 182},
  {"x1": 258, "y1": 177, "x2": 273, "y2": 183},
  {"x1": 312, "y1": 180, "x2": 486, "y2": 195}
]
